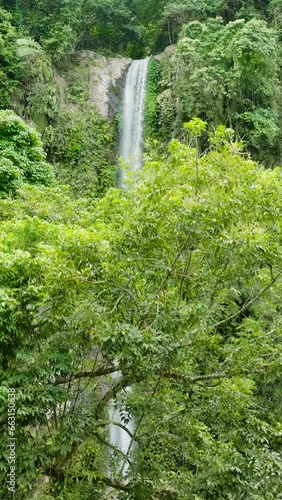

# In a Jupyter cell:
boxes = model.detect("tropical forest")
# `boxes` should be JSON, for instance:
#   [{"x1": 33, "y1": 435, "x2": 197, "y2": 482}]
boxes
[{"x1": 1, "y1": 0, "x2": 282, "y2": 499}]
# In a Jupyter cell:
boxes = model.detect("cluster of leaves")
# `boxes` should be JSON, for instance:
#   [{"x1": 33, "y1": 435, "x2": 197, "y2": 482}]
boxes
[
  {"x1": 144, "y1": 59, "x2": 162, "y2": 141},
  {"x1": 0, "y1": 7, "x2": 25, "y2": 108},
  {"x1": 2, "y1": 0, "x2": 282, "y2": 61},
  {"x1": 0, "y1": 5, "x2": 59, "y2": 135},
  {"x1": 159, "y1": 0, "x2": 280, "y2": 47},
  {"x1": 22, "y1": 52, "x2": 59, "y2": 132},
  {"x1": 1, "y1": 128, "x2": 282, "y2": 498},
  {"x1": 156, "y1": 17, "x2": 279, "y2": 164},
  {"x1": 162, "y1": 0, "x2": 228, "y2": 45},
  {"x1": 45, "y1": 108, "x2": 117, "y2": 198},
  {"x1": 5, "y1": 0, "x2": 82, "y2": 61},
  {"x1": 2, "y1": 0, "x2": 151, "y2": 59},
  {"x1": 9, "y1": 49, "x2": 118, "y2": 200},
  {"x1": 0, "y1": 110, "x2": 54, "y2": 195}
]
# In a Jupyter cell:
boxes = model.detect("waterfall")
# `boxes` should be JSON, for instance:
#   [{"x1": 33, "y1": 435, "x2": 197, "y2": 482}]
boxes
[
  {"x1": 107, "y1": 58, "x2": 149, "y2": 498},
  {"x1": 120, "y1": 57, "x2": 150, "y2": 187},
  {"x1": 108, "y1": 373, "x2": 134, "y2": 479}
]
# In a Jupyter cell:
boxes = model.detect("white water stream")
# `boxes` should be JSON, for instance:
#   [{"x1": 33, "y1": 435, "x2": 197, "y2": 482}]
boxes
[
  {"x1": 120, "y1": 58, "x2": 150, "y2": 187},
  {"x1": 107, "y1": 58, "x2": 149, "y2": 497}
]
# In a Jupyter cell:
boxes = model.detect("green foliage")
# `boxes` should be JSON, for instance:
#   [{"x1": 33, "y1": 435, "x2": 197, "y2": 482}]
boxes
[
  {"x1": 2, "y1": 0, "x2": 282, "y2": 497},
  {"x1": 0, "y1": 7, "x2": 23, "y2": 108},
  {"x1": 78, "y1": 0, "x2": 147, "y2": 57},
  {"x1": 209, "y1": 124, "x2": 239, "y2": 150},
  {"x1": 0, "y1": 110, "x2": 54, "y2": 193},
  {"x1": 162, "y1": 0, "x2": 226, "y2": 44},
  {"x1": 45, "y1": 108, "x2": 117, "y2": 198},
  {"x1": 242, "y1": 108, "x2": 279, "y2": 149},
  {"x1": 158, "y1": 17, "x2": 280, "y2": 164},
  {"x1": 22, "y1": 53, "x2": 59, "y2": 129},
  {"x1": 0, "y1": 0, "x2": 278, "y2": 60},
  {"x1": 66, "y1": 84, "x2": 88, "y2": 105},
  {"x1": 10, "y1": 49, "x2": 118, "y2": 199},
  {"x1": 268, "y1": 0, "x2": 282, "y2": 27},
  {"x1": 183, "y1": 117, "x2": 208, "y2": 136},
  {"x1": 1, "y1": 136, "x2": 282, "y2": 497},
  {"x1": 4, "y1": 0, "x2": 150, "y2": 59},
  {"x1": 144, "y1": 58, "x2": 161, "y2": 140},
  {"x1": 16, "y1": 38, "x2": 43, "y2": 58},
  {"x1": 42, "y1": 23, "x2": 78, "y2": 62},
  {"x1": 9, "y1": 0, "x2": 81, "y2": 60},
  {"x1": 0, "y1": 158, "x2": 22, "y2": 195}
]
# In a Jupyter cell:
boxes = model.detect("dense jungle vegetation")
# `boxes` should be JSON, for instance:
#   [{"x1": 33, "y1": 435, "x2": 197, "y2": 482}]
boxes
[{"x1": 1, "y1": 1, "x2": 282, "y2": 499}]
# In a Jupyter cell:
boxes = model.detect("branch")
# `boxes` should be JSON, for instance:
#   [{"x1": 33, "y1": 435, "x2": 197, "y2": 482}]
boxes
[
  {"x1": 95, "y1": 374, "x2": 144, "y2": 419},
  {"x1": 55, "y1": 361, "x2": 227, "y2": 393},
  {"x1": 95, "y1": 476, "x2": 131, "y2": 492},
  {"x1": 54, "y1": 365, "x2": 118, "y2": 385},
  {"x1": 94, "y1": 432, "x2": 133, "y2": 459},
  {"x1": 163, "y1": 371, "x2": 227, "y2": 383},
  {"x1": 49, "y1": 466, "x2": 131, "y2": 492},
  {"x1": 173, "y1": 271, "x2": 282, "y2": 350},
  {"x1": 46, "y1": 370, "x2": 228, "y2": 486},
  {"x1": 99, "y1": 420, "x2": 136, "y2": 441},
  {"x1": 210, "y1": 271, "x2": 282, "y2": 332},
  {"x1": 140, "y1": 233, "x2": 192, "y2": 325}
]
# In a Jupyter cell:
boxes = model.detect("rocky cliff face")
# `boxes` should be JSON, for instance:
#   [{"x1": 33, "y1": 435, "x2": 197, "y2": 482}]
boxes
[
  {"x1": 89, "y1": 53, "x2": 132, "y2": 118},
  {"x1": 55, "y1": 51, "x2": 132, "y2": 119}
]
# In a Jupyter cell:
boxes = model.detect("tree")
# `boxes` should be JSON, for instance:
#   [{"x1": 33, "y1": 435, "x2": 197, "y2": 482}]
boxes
[
  {"x1": 9, "y1": 0, "x2": 83, "y2": 60},
  {"x1": 6, "y1": 0, "x2": 149, "y2": 58},
  {"x1": 0, "y1": 7, "x2": 23, "y2": 108},
  {"x1": 45, "y1": 107, "x2": 116, "y2": 198},
  {"x1": 157, "y1": 17, "x2": 279, "y2": 164},
  {"x1": 1, "y1": 130, "x2": 282, "y2": 498},
  {"x1": 0, "y1": 110, "x2": 54, "y2": 194},
  {"x1": 162, "y1": 0, "x2": 226, "y2": 44},
  {"x1": 79, "y1": 0, "x2": 144, "y2": 56}
]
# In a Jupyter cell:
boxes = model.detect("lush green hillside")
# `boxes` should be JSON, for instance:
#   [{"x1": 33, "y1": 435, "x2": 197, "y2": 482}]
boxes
[
  {"x1": 1, "y1": 1, "x2": 282, "y2": 499},
  {"x1": 2, "y1": 1, "x2": 282, "y2": 168}
]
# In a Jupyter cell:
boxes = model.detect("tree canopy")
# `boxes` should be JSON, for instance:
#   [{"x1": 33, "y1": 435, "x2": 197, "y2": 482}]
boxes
[
  {"x1": 156, "y1": 17, "x2": 279, "y2": 164},
  {"x1": 1, "y1": 0, "x2": 282, "y2": 497},
  {"x1": 0, "y1": 110, "x2": 54, "y2": 195},
  {"x1": 1, "y1": 129, "x2": 282, "y2": 498}
]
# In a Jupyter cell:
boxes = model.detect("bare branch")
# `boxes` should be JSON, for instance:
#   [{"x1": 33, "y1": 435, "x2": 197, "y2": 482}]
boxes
[{"x1": 99, "y1": 420, "x2": 136, "y2": 441}]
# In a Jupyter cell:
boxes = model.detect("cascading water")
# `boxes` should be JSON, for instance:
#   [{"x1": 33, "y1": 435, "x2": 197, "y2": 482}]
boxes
[
  {"x1": 107, "y1": 58, "x2": 149, "y2": 498},
  {"x1": 108, "y1": 372, "x2": 134, "y2": 478},
  {"x1": 120, "y1": 57, "x2": 150, "y2": 187}
]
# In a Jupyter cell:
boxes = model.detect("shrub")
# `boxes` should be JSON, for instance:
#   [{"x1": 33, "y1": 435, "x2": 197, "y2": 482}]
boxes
[{"x1": 0, "y1": 110, "x2": 54, "y2": 195}]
